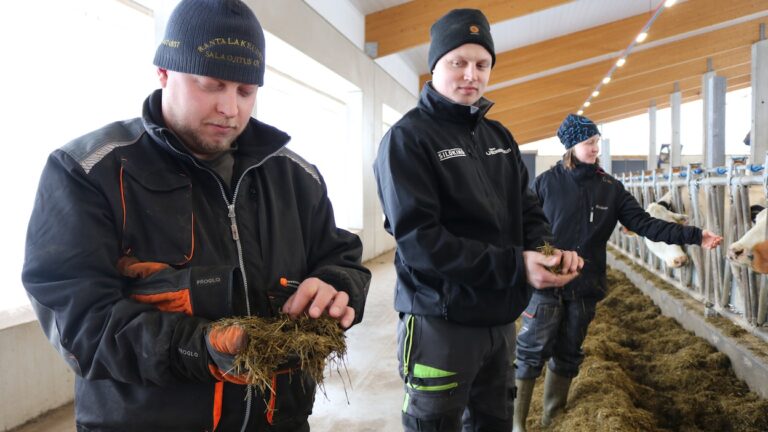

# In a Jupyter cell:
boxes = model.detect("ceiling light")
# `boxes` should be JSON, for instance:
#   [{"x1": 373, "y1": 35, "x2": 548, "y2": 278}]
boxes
[
  {"x1": 575, "y1": 0, "x2": 669, "y2": 116},
  {"x1": 577, "y1": 110, "x2": 584, "y2": 115}
]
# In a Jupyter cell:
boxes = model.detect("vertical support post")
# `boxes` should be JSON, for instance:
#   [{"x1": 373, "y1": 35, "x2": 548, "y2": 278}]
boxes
[
  {"x1": 649, "y1": 101, "x2": 658, "y2": 169},
  {"x1": 750, "y1": 31, "x2": 768, "y2": 165},
  {"x1": 601, "y1": 137, "x2": 612, "y2": 174},
  {"x1": 703, "y1": 69, "x2": 726, "y2": 168},
  {"x1": 671, "y1": 82, "x2": 682, "y2": 167}
]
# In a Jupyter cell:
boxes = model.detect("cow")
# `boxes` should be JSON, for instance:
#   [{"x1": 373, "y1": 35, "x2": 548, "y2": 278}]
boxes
[
  {"x1": 643, "y1": 191, "x2": 691, "y2": 268},
  {"x1": 727, "y1": 206, "x2": 768, "y2": 273}
]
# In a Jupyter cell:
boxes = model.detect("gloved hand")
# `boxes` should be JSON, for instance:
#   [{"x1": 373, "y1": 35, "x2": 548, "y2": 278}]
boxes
[
  {"x1": 117, "y1": 256, "x2": 170, "y2": 278},
  {"x1": 205, "y1": 324, "x2": 249, "y2": 385}
]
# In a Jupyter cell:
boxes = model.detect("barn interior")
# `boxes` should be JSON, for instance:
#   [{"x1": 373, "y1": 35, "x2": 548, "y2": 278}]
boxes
[{"x1": 2, "y1": 1, "x2": 768, "y2": 431}]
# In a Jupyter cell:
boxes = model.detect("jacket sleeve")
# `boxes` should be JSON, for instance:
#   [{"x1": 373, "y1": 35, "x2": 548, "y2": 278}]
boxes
[
  {"x1": 615, "y1": 183, "x2": 702, "y2": 245},
  {"x1": 304, "y1": 171, "x2": 371, "y2": 327},
  {"x1": 22, "y1": 151, "x2": 214, "y2": 385},
  {"x1": 374, "y1": 126, "x2": 527, "y2": 291}
]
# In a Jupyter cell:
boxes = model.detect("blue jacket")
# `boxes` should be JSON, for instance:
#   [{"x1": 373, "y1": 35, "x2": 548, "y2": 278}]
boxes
[
  {"x1": 374, "y1": 83, "x2": 552, "y2": 326},
  {"x1": 533, "y1": 161, "x2": 701, "y2": 298},
  {"x1": 22, "y1": 90, "x2": 370, "y2": 431}
]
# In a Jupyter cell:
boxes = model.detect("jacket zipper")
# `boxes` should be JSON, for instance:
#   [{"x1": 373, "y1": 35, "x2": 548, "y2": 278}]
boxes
[{"x1": 161, "y1": 135, "x2": 285, "y2": 432}]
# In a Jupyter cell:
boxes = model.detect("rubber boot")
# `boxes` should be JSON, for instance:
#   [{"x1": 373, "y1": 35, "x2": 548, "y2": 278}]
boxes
[
  {"x1": 541, "y1": 370, "x2": 572, "y2": 427},
  {"x1": 512, "y1": 379, "x2": 535, "y2": 432}
]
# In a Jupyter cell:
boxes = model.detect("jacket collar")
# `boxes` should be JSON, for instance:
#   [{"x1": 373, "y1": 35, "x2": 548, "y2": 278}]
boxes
[
  {"x1": 558, "y1": 160, "x2": 602, "y2": 182},
  {"x1": 418, "y1": 82, "x2": 494, "y2": 126},
  {"x1": 141, "y1": 89, "x2": 291, "y2": 164}
]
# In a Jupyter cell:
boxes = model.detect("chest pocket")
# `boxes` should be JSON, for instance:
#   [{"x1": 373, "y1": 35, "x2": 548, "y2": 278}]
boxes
[{"x1": 119, "y1": 158, "x2": 194, "y2": 265}]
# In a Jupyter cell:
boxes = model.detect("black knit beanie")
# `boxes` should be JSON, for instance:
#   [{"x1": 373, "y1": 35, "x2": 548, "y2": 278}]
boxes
[
  {"x1": 428, "y1": 9, "x2": 496, "y2": 73},
  {"x1": 154, "y1": 0, "x2": 265, "y2": 86},
  {"x1": 558, "y1": 114, "x2": 601, "y2": 149}
]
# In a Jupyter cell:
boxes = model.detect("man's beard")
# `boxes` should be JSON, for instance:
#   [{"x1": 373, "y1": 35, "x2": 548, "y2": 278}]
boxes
[{"x1": 176, "y1": 125, "x2": 236, "y2": 158}]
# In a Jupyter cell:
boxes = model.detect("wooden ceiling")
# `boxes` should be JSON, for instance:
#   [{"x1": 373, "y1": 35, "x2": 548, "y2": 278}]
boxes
[{"x1": 364, "y1": 0, "x2": 768, "y2": 145}]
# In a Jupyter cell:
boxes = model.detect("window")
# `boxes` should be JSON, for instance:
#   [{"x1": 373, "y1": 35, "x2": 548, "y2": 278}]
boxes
[
  {"x1": 257, "y1": 33, "x2": 363, "y2": 230},
  {"x1": 0, "y1": 0, "x2": 156, "y2": 311}
]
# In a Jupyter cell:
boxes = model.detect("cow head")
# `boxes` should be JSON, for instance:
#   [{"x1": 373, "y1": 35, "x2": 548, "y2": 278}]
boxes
[
  {"x1": 645, "y1": 238, "x2": 689, "y2": 268},
  {"x1": 642, "y1": 192, "x2": 691, "y2": 268},
  {"x1": 728, "y1": 208, "x2": 768, "y2": 273}
]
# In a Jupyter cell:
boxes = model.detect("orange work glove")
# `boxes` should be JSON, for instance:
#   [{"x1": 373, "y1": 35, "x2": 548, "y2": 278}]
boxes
[
  {"x1": 205, "y1": 325, "x2": 249, "y2": 385},
  {"x1": 117, "y1": 256, "x2": 170, "y2": 278}
]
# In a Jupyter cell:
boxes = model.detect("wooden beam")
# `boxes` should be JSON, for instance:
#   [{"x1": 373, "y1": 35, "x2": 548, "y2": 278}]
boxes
[
  {"x1": 418, "y1": 0, "x2": 768, "y2": 86},
  {"x1": 487, "y1": 17, "x2": 765, "y2": 111},
  {"x1": 490, "y1": 49, "x2": 751, "y2": 127},
  {"x1": 366, "y1": 0, "x2": 571, "y2": 59},
  {"x1": 509, "y1": 77, "x2": 751, "y2": 145}
]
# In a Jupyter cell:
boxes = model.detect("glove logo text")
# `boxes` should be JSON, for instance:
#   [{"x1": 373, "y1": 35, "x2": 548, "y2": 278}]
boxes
[
  {"x1": 178, "y1": 348, "x2": 200, "y2": 358},
  {"x1": 196, "y1": 277, "x2": 222, "y2": 285}
]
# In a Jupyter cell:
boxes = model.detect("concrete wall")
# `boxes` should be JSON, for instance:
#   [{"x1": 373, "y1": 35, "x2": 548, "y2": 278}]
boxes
[
  {"x1": 1, "y1": 1, "x2": 413, "y2": 429},
  {"x1": 534, "y1": 154, "x2": 749, "y2": 178},
  {"x1": 0, "y1": 308, "x2": 74, "y2": 431},
  {"x1": 247, "y1": 0, "x2": 412, "y2": 261}
]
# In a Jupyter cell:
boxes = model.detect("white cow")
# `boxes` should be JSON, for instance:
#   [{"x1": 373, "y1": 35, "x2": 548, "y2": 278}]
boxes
[
  {"x1": 727, "y1": 207, "x2": 768, "y2": 273},
  {"x1": 643, "y1": 192, "x2": 690, "y2": 268}
]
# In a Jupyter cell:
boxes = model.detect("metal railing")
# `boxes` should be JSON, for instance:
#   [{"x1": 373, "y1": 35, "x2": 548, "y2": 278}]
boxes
[{"x1": 609, "y1": 154, "x2": 768, "y2": 333}]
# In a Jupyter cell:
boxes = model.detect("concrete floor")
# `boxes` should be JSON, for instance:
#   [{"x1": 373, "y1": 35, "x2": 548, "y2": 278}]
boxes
[{"x1": 11, "y1": 251, "x2": 402, "y2": 432}]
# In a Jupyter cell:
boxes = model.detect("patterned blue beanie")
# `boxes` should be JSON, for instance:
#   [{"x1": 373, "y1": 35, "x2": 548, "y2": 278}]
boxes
[
  {"x1": 557, "y1": 114, "x2": 600, "y2": 149},
  {"x1": 154, "y1": 0, "x2": 265, "y2": 85}
]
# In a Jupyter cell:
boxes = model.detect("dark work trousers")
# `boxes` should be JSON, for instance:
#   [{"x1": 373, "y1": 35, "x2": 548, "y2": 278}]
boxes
[
  {"x1": 514, "y1": 288, "x2": 597, "y2": 380},
  {"x1": 397, "y1": 314, "x2": 516, "y2": 432}
]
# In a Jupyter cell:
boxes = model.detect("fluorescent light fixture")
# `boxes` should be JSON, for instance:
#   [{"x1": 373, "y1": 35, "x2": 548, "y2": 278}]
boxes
[
  {"x1": 602, "y1": 76, "x2": 611, "y2": 84},
  {"x1": 583, "y1": 101, "x2": 591, "y2": 107},
  {"x1": 592, "y1": 90, "x2": 600, "y2": 97},
  {"x1": 577, "y1": 110, "x2": 584, "y2": 115},
  {"x1": 616, "y1": 58, "x2": 626, "y2": 67},
  {"x1": 664, "y1": 0, "x2": 677, "y2": 7},
  {"x1": 636, "y1": 32, "x2": 648, "y2": 43}
]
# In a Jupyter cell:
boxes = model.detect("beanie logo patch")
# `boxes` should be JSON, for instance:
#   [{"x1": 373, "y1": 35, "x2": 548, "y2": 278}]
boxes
[
  {"x1": 197, "y1": 37, "x2": 263, "y2": 68},
  {"x1": 161, "y1": 39, "x2": 181, "y2": 48},
  {"x1": 469, "y1": 25, "x2": 480, "y2": 34}
]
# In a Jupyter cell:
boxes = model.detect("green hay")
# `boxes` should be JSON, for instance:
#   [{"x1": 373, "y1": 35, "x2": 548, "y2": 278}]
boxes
[
  {"x1": 521, "y1": 268, "x2": 768, "y2": 431},
  {"x1": 537, "y1": 242, "x2": 563, "y2": 274},
  {"x1": 211, "y1": 314, "x2": 346, "y2": 394}
]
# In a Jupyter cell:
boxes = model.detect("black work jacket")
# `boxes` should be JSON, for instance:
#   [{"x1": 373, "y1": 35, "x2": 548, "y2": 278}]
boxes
[
  {"x1": 533, "y1": 161, "x2": 701, "y2": 298},
  {"x1": 22, "y1": 90, "x2": 371, "y2": 431},
  {"x1": 374, "y1": 83, "x2": 552, "y2": 326}
]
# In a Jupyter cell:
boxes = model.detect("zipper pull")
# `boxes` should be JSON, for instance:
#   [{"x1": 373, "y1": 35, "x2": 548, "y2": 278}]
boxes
[
  {"x1": 590, "y1": 207, "x2": 594, "y2": 223},
  {"x1": 228, "y1": 204, "x2": 239, "y2": 241}
]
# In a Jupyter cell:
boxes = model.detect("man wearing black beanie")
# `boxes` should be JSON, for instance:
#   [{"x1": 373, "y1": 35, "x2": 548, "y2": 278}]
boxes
[
  {"x1": 22, "y1": 0, "x2": 371, "y2": 431},
  {"x1": 374, "y1": 8, "x2": 582, "y2": 432}
]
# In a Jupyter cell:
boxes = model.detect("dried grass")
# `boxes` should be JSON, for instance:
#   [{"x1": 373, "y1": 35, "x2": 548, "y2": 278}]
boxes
[{"x1": 211, "y1": 314, "x2": 346, "y2": 394}]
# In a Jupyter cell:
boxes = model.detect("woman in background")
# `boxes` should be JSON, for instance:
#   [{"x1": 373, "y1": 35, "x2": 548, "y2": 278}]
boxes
[{"x1": 512, "y1": 114, "x2": 722, "y2": 431}]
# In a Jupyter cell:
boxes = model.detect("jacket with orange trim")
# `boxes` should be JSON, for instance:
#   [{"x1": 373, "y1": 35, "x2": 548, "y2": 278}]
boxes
[{"x1": 22, "y1": 89, "x2": 371, "y2": 431}]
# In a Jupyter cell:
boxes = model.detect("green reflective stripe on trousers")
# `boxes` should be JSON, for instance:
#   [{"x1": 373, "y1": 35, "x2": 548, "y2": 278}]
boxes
[
  {"x1": 402, "y1": 392, "x2": 410, "y2": 412},
  {"x1": 402, "y1": 315, "x2": 415, "y2": 376},
  {"x1": 406, "y1": 382, "x2": 459, "y2": 392},
  {"x1": 413, "y1": 363, "x2": 456, "y2": 378}
]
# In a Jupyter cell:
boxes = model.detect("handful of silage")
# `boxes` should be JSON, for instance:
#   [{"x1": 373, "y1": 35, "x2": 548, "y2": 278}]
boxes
[
  {"x1": 536, "y1": 242, "x2": 562, "y2": 274},
  {"x1": 212, "y1": 314, "x2": 346, "y2": 393}
]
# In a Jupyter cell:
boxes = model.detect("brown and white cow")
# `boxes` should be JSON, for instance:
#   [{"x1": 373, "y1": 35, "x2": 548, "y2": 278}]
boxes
[{"x1": 727, "y1": 207, "x2": 768, "y2": 273}]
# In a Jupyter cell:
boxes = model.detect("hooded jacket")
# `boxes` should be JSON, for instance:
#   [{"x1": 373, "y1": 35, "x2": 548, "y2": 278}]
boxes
[
  {"x1": 533, "y1": 161, "x2": 701, "y2": 298},
  {"x1": 22, "y1": 90, "x2": 371, "y2": 431},
  {"x1": 374, "y1": 83, "x2": 552, "y2": 326}
]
